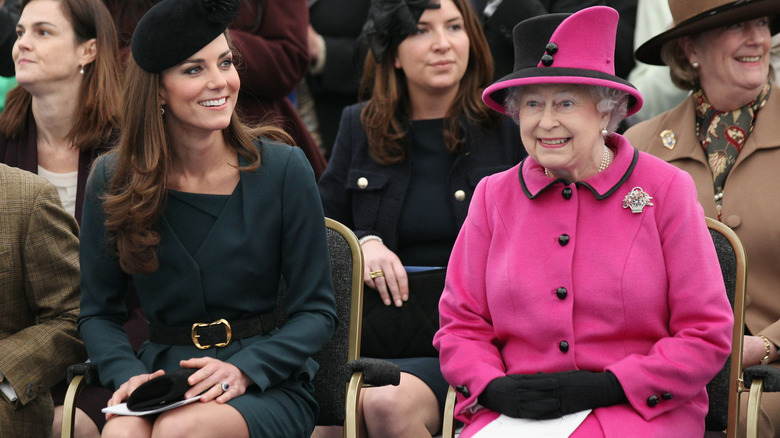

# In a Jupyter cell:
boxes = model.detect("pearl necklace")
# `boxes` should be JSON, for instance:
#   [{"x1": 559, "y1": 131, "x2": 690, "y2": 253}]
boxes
[{"x1": 545, "y1": 145, "x2": 611, "y2": 178}]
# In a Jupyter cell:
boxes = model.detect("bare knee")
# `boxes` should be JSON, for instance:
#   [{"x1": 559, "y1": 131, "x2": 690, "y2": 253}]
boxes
[
  {"x1": 150, "y1": 404, "x2": 247, "y2": 438},
  {"x1": 53, "y1": 406, "x2": 100, "y2": 438},
  {"x1": 151, "y1": 412, "x2": 201, "y2": 438},
  {"x1": 363, "y1": 384, "x2": 415, "y2": 423},
  {"x1": 102, "y1": 416, "x2": 152, "y2": 438},
  {"x1": 361, "y1": 373, "x2": 441, "y2": 437}
]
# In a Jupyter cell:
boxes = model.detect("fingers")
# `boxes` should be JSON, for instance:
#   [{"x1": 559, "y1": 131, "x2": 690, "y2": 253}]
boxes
[
  {"x1": 383, "y1": 262, "x2": 408, "y2": 307},
  {"x1": 361, "y1": 242, "x2": 408, "y2": 307},
  {"x1": 180, "y1": 358, "x2": 247, "y2": 402},
  {"x1": 106, "y1": 370, "x2": 166, "y2": 420},
  {"x1": 366, "y1": 266, "x2": 408, "y2": 307}
]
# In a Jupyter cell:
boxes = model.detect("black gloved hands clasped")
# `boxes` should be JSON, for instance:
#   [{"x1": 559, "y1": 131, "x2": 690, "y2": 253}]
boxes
[{"x1": 477, "y1": 370, "x2": 627, "y2": 419}]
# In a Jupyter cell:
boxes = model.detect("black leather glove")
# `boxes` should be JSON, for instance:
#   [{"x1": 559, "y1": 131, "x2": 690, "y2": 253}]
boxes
[{"x1": 478, "y1": 370, "x2": 627, "y2": 419}]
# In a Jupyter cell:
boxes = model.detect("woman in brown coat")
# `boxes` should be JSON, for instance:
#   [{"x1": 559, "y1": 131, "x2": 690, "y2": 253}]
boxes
[{"x1": 624, "y1": 0, "x2": 780, "y2": 435}]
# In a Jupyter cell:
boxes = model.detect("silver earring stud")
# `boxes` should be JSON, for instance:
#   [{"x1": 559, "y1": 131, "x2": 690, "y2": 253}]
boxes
[
  {"x1": 160, "y1": 106, "x2": 165, "y2": 115},
  {"x1": 692, "y1": 61, "x2": 700, "y2": 69}
]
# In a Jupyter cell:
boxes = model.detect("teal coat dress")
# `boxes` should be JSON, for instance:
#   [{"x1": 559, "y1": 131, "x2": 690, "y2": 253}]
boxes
[{"x1": 78, "y1": 141, "x2": 337, "y2": 438}]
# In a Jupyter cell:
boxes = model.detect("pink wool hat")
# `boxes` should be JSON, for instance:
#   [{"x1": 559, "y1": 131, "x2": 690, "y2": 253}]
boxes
[{"x1": 482, "y1": 6, "x2": 643, "y2": 117}]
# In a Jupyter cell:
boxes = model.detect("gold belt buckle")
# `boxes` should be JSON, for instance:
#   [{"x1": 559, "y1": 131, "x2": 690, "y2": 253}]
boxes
[{"x1": 191, "y1": 318, "x2": 232, "y2": 349}]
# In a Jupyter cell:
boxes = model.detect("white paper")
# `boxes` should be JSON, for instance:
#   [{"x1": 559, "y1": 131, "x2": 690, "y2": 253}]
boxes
[
  {"x1": 472, "y1": 410, "x2": 592, "y2": 438},
  {"x1": 101, "y1": 396, "x2": 202, "y2": 416}
]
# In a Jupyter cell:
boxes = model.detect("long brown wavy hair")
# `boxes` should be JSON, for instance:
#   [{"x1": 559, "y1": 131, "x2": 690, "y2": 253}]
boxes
[
  {"x1": 103, "y1": 43, "x2": 292, "y2": 275},
  {"x1": 0, "y1": 0, "x2": 121, "y2": 151},
  {"x1": 358, "y1": 0, "x2": 499, "y2": 165}
]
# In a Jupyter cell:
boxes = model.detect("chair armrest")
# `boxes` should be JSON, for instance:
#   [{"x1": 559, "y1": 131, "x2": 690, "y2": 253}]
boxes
[
  {"x1": 61, "y1": 363, "x2": 100, "y2": 438},
  {"x1": 347, "y1": 358, "x2": 400, "y2": 387},
  {"x1": 744, "y1": 365, "x2": 780, "y2": 392},
  {"x1": 66, "y1": 362, "x2": 100, "y2": 386},
  {"x1": 743, "y1": 365, "x2": 780, "y2": 438},
  {"x1": 344, "y1": 359, "x2": 400, "y2": 438}
]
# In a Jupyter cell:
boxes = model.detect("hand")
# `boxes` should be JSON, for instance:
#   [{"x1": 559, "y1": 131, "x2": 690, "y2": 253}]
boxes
[
  {"x1": 361, "y1": 239, "x2": 407, "y2": 307},
  {"x1": 180, "y1": 357, "x2": 252, "y2": 404},
  {"x1": 306, "y1": 25, "x2": 322, "y2": 62},
  {"x1": 105, "y1": 369, "x2": 165, "y2": 420},
  {"x1": 743, "y1": 335, "x2": 775, "y2": 368},
  {"x1": 478, "y1": 371, "x2": 626, "y2": 419}
]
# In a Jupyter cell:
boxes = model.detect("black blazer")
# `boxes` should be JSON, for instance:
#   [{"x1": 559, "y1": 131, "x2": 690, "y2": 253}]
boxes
[{"x1": 318, "y1": 103, "x2": 525, "y2": 251}]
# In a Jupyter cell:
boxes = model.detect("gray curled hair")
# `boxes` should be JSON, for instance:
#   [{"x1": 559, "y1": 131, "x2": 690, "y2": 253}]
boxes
[{"x1": 503, "y1": 85, "x2": 630, "y2": 134}]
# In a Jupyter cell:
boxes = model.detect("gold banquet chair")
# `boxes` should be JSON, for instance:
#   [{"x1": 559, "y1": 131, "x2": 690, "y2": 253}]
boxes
[
  {"x1": 62, "y1": 218, "x2": 371, "y2": 438},
  {"x1": 440, "y1": 218, "x2": 750, "y2": 438}
]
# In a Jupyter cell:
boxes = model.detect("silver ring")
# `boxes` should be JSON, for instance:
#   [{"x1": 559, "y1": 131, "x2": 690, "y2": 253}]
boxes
[{"x1": 220, "y1": 382, "x2": 230, "y2": 392}]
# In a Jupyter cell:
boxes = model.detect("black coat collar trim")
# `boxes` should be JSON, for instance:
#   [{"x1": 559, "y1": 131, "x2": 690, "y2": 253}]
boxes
[{"x1": 519, "y1": 148, "x2": 638, "y2": 200}]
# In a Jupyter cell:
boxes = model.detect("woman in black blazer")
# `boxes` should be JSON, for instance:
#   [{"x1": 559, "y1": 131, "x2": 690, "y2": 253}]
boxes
[{"x1": 317, "y1": 0, "x2": 524, "y2": 436}]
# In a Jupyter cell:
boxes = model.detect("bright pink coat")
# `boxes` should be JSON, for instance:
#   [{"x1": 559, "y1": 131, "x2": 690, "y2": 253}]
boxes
[{"x1": 434, "y1": 134, "x2": 733, "y2": 437}]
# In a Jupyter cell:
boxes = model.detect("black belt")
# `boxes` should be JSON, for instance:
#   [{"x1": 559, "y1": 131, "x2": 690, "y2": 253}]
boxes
[{"x1": 148, "y1": 312, "x2": 276, "y2": 349}]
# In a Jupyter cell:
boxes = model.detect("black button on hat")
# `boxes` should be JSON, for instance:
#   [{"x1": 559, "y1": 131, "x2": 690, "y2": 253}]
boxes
[
  {"x1": 545, "y1": 42, "x2": 558, "y2": 54},
  {"x1": 131, "y1": 0, "x2": 240, "y2": 73}
]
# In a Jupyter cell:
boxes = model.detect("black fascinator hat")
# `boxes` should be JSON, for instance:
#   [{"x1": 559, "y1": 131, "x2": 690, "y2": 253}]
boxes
[
  {"x1": 131, "y1": 0, "x2": 240, "y2": 73},
  {"x1": 363, "y1": 0, "x2": 440, "y2": 63}
]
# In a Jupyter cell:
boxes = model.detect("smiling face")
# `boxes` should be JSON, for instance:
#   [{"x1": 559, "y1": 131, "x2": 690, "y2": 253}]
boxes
[
  {"x1": 393, "y1": 0, "x2": 469, "y2": 101},
  {"x1": 159, "y1": 33, "x2": 239, "y2": 140},
  {"x1": 13, "y1": 0, "x2": 95, "y2": 93},
  {"x1": 680, "y1": 17, "x2": 771, "y2": 108},
  {"x1": 516, "y1": 84, "x2": 610, "y2": 182}
]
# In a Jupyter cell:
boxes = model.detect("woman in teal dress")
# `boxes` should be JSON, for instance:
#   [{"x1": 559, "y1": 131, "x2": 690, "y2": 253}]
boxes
[{"x1": 77, "y1": 1, "x2": 337, "y2": 437}]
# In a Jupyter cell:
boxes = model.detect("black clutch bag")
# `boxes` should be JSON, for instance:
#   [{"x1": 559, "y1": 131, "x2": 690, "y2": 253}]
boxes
[
  {"x1": 126, "y1": 368, "x2": 197, "y2": 411},
  {"x1": 360, "y1": 267, "x2": 446, "y2": 358}
]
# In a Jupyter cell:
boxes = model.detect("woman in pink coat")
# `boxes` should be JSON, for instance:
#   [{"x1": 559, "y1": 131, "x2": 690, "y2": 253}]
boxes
[{"x1": 433, "y1": 6, "x2": 734, "y2": 437}]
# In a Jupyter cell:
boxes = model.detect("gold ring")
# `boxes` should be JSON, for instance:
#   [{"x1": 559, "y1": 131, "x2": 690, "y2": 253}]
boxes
[{"x1": 369, "y1": 270, "x2": 385, "y2": 279}]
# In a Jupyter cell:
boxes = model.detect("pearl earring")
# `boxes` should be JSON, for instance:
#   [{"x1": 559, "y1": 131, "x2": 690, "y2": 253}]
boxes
[
  {"x1": 692, "y1": 61, "x2": 700, "y2": 69},
  {"x1": 79, "y1": 65, "x2": 84, "y2": 74},
  {"x1": 601, "y1": 127, "x2": 609, "y2": 137},
  {"x1": 160, "y1": 106, "x2": 165, "y2": 115}
]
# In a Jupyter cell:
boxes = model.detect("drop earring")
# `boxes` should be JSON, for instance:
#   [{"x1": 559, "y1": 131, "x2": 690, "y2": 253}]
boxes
[
  {"x1": 601, "y1": 127, "x2": 609, "y2": 137},
  {"x1": 79, "y1": 65, "x2": 84, "y2": 74}
]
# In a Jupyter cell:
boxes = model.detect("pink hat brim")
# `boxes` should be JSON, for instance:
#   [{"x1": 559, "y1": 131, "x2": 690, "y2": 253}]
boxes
[{"x1": 482, "y1": 75, "x2": 644, "y2": 118}]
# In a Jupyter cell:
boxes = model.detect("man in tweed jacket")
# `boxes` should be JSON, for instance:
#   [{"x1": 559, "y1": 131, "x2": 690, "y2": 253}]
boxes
[{"x1": 0, "y1": 163, "x2": 86, "y2": 437}]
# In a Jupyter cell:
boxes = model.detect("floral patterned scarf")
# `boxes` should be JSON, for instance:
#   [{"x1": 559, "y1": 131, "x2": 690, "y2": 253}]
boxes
[{"x1": 694, "y1": 82, "x2": 771, "y2": 214}]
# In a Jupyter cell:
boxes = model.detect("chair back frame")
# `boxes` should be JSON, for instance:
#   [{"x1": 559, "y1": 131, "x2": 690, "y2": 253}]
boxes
[{"x1": 706, "y1": 218, "x2": 747, "y2": 438}]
